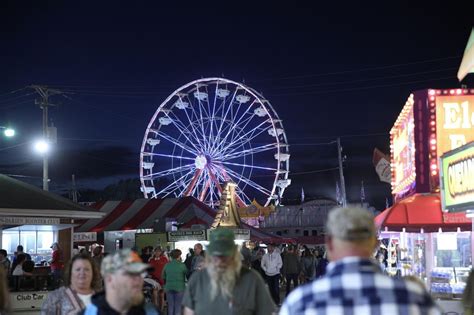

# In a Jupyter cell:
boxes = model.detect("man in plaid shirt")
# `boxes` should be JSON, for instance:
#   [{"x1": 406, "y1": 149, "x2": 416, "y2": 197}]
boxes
[{"x1": 280, "y1": 206, "x2": 441, "y2": 315}]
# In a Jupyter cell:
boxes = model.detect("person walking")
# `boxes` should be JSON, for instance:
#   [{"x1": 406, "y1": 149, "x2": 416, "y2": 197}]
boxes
[
  {"x1": 79, "y1": 249, "x2": 158, "y2": 315},
  {"x1": 41, "y1": 253, "x2": 102, "y2": 314},
  {"x1": 183, "y1": 228, "x2": 275, "y2": 315},
  {"x1": 260, "y1": 243, "x2": 282, "y2": 305},
  {"x1": 0, "y1": 250, "x2": 11, "y2": 274},
  {"x1": 162, "y1": 249, "x2": 187, "y2": 315},
  {"x1": 280, "y1": 206, "x2": 441, "y2": 315},
  {"x1": 299, "y1": 248, "x2": 315, "y2": 284},
  {"x1": 50, "y1": 242, "x2": 65, "y2": 286},
  {"x1": 282, "y1": 245, "x2": 300, "y2": 296},
  {"x1": 189, "y1": 243, "x2": 205, "y2": 277}
]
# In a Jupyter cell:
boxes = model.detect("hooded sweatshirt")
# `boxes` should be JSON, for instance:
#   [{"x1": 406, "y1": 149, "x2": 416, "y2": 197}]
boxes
[{"x1": 261, "y1": 251, "x2": 282, "y2": 276}]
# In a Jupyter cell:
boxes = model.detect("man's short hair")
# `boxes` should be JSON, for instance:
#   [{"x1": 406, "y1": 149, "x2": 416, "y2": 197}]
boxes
[
  {"x1": 326, "y1": 207, "x2": 376, "y2": 241},
  {"x1": 17, "y1": 245, "x2": 24, "y2": 252},
  {"x1": 101, "y1": 249, "x2": 150, "y2": 276}
]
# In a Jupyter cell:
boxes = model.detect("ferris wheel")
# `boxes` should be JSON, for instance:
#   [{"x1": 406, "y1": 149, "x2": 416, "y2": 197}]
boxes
[{"x1": 139, "y1": 77, "x2": 291, "y2": 208}]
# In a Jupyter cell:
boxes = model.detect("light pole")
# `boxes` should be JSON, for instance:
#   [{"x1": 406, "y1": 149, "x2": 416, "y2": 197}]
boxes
[{"x1": 30, "y1": 85, "x2": 61, "y2": 191}]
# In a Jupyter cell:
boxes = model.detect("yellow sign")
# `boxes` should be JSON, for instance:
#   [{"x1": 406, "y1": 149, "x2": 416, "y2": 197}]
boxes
[
  {"x1": 436, "y1": 95, "x2": 474, "y2": 157},
  {"x1": 440, "y1": 141, "x2": 474, "y2": 212}
]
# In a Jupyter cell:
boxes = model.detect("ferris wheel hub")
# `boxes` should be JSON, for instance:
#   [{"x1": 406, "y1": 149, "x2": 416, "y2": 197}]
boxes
[{"x1": 195, "y1": 154, "x2": 208, "y2": 170}]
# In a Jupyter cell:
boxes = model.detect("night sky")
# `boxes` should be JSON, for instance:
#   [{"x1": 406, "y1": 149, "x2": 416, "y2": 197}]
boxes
[{"x1": 0, "y1": 2, "x2": 472, "y2": 209}]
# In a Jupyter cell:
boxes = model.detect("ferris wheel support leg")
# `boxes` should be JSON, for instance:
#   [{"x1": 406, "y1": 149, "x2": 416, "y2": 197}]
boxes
[
  {"x1": 214, "y1": 167, "x2": 247, "y2": 208},
  {"x1": 183, "y1": 169, "x2": 203, "y2": 197},
  {"x1": 199, "y1": 179, "x2": 211, "y2": 201},
  {"x1": 208, "y1": 171, "x2": 224, "y2": 195}
]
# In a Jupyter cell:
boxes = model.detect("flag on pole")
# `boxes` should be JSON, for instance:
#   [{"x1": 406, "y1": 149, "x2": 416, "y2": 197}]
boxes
[
  {"x1": 336, "y1": 181, "x2": 341, "y2": 205},
  {"x1": 301, "y1": 187, "x2": 305, "y2": 204}
]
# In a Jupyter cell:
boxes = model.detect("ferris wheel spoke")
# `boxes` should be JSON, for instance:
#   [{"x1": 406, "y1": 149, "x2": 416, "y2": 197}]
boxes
[
  {"x1": 191, "y1": 169, "x2": 207, "y2": 196},
  {"x1": 144, "y1": 163, "x2": 194, "y2": 180},
  {"x1": 155, "y1": 168, "x2": 196, "y2": 197},
  {"x1": 216, "y1": 143, "x2": 278, "y2": 161},
  {"x1": 219, "y1": 119, "x2": 270, "y2": 155},
  {"x1": 209, "y1": 101, "x2": 256, "y2": 156},
  {"x1": 220, "y1": 160, "x2": 277, "y2": 171},
  {"x1": 182, "y1": 95, "x2": 208, "y2": 145},
  {"x1": 215, "y1": 88, "x2": 239, "y2": 145},
  {"x1": 146, "y1": 152, "x2": 196, "y2": 161},
  {"x1": 220, "y1": 127, "x2": 276, "y2": 158},
  {"x1": 235, "y1": 187, "x2": 252, "y2": 205},
  {"x1": 221, "y1": 165, "x2": 272, "y2": 195},
  {"x1": 193, "y1": 84, "x2": 211, "y2": 151},
  {"x1": 224, "y1": 115, "x2": 259, "y2": 153},
  {"x1": 157, "y1": 131, "x2": 199, "y2": 156},
  {"x1": 166, "y1": 109, "x2": 207, "y2": 151},
  {"x1": 226, "y1": 100, "x2": 257, "y2": 141}
]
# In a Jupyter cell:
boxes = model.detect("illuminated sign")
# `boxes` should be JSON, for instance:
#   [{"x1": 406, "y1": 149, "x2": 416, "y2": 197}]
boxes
[
  {"x1": 391, "y1": 89, "x2": 474, "y2": 201},
  {"x1": 440, "y1": 141, "x2": 474, "y2": 212},
  {"x1": 73, "y1": 232, "x2": 97, "y2": 242},
  {"x1": 390, "y1": 94, "x2": 416, "y2": 197},
  {"x1": 436, "y1": 95, "x2": 474, "y2": 156},
  {"x1": 167, "y1": 229, "x2": 207, "y2": 242},
  {"x1": 0, "y1": 217, "x2": 60, "y2": 225}
]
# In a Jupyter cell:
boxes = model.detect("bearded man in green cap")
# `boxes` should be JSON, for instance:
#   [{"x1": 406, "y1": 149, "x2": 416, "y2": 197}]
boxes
[{"x1": 183, "y1": 228, "x2": 276, "y2": 315}]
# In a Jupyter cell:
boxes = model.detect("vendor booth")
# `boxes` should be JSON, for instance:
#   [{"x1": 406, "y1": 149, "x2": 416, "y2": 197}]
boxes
[
  {"x1": 75, "y1": 194, "x2": 292, "y2": 255},
  {"x1": 378, "y1": 89, "x2": 474, "y2": 312},
  {"x1": 375, "y1": 194, "x2": 472, "y2": 290},
  {"x1": 0, "y1": 174, "x2": 104, "y2": 314}
]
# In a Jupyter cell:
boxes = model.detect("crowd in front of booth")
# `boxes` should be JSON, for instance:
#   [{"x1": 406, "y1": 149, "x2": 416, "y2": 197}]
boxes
[{"x1": 0, "y1": 206, "x2": 473, "y2": 314}]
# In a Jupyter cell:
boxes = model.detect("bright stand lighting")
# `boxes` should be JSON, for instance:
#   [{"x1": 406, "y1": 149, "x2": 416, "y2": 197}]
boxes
[
  {"x1": 3, "y1": 128, "x2": 15, "y2": 137},
  {"x1": 34, "y1": 139, "x2": 50, "y2": 154}
]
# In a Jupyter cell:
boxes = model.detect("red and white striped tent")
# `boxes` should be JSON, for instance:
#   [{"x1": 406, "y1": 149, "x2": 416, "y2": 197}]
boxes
[{"x1": 76, "y1": 197, "x2": 292, "y2": 243}]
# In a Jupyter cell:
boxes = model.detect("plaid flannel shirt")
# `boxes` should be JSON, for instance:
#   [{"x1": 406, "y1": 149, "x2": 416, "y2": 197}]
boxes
[{"x1": 280, "y1": 257, "x2": 441, "y2": 315}]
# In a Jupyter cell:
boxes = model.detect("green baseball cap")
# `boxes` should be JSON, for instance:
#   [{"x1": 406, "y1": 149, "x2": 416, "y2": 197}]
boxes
[{"x1": 207, "y1": 228, "x2": 236, "y2": 257}]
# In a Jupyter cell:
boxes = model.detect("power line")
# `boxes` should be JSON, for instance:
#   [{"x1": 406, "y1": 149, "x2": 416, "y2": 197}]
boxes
[
  {"x1": 290, "y1": 167, "x2": 340, "y2": 176},
  {"x1": 291, "y1": 140, "x2": 336, "y2": 146},
  {"x1": 264, "y1": 67, "x2": 457, "y2": 91},
  {"x1": 62, "y1": 94, "x2": 145, "y2": 123},
  {"x1": 0, "y1": 92, "x2": 36, "y2": 104},
  {"x1": 0, "y1": 87, "x2": 28, "y2": 98},
  {"x1": 0, "y1": 98, "x2": 36, "y2": 110},
  {"x1": 254, "y1": 55, "x2": 461, "y2": 82},
  {"x1": 270, "y1": 75, "x2": 455, "y2": 96}
]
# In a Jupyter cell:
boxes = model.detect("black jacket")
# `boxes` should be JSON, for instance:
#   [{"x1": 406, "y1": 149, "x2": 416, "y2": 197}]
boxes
[{"x1": 78, "y1": 292, "x2": 157, "y2": 315}]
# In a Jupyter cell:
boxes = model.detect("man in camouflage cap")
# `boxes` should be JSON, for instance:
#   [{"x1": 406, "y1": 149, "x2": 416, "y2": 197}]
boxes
[
  {"x1": 80, "y1": 249, "x2": 158, "y2": 315},
  {"x1": 183, "y1": 228, "x2": 275, "y2": 315}
]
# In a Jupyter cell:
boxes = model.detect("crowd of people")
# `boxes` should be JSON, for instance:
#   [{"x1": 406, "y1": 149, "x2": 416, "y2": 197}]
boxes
[{"x1": 0, "y1": 206, "x2": 473, "y2": 314}]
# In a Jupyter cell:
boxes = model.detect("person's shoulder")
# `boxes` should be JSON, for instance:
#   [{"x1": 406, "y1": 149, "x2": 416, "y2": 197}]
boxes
[
  {"x1": 282, "y1": 281, "x2": 320, "y2": 310},
  {"x1": 188, "y1": 269, "x2": 208, "y2": 282}
]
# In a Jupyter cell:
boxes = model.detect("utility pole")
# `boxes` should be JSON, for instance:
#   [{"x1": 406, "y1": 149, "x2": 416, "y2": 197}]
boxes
[
  {"x1": 30, "y1": 85, "x2": 62, "y2": 191},
  {"x1": 71, "y1": 174, "x2": 78, "y2": 203},
  {"x1": 337, "y1": 137, "x2": 347, "y2": 207}
]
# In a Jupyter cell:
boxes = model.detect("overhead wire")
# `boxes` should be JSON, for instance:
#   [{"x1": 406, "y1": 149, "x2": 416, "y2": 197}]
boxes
[
  {"x1": 0, "y1": 87, "x2": 28, "y2": 97},
  {"x1": 264, "y1": 67, "x2": 457, "y2": 91},
  {"x1": 270, "y1": 75, "x2": 455, "y2": 96},
  {"x1": 253, "y1": 55, "x2": 461, "y2": 82}
]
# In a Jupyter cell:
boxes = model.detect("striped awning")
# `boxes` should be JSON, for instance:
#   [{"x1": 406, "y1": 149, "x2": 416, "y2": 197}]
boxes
[{"x1": 75, "y1": 197, "x2": 291, "y2": 243}]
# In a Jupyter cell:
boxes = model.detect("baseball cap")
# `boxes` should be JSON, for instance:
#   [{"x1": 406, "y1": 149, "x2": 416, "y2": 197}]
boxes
[
  {"x1": 206, "y1": 228, "x2": 236, "y2": 257},
  {"x1": 50, "y1": 242, "x2": 59, "y2": 249},
  {"x1": 101, "y1": 249, "x2": 150, "y2": 276},
  {"x1": 326, "y1": 207, "x2": 376, "y2": 241}
]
